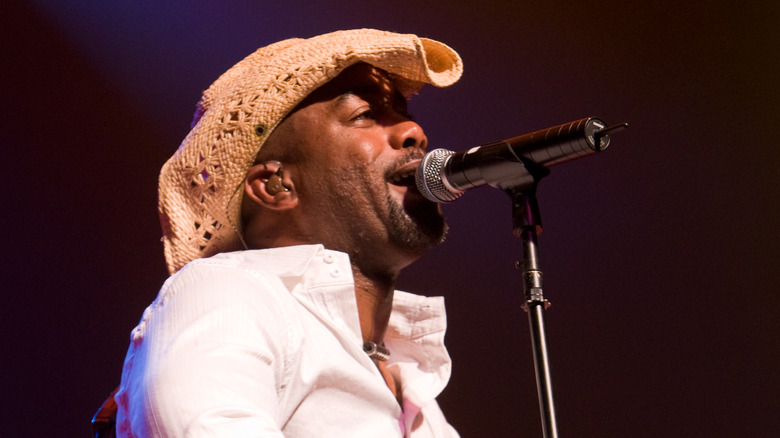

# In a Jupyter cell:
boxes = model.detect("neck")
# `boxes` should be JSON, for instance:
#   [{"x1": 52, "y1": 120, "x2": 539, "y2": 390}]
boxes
[{"x1": 351, "y1": 263, "x2": 397, "y2": 344}]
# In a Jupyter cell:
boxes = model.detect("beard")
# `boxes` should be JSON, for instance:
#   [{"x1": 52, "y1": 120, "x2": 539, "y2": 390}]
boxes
[{"x1": 385, "y1": 192, "x2": 448, "y2": 253}]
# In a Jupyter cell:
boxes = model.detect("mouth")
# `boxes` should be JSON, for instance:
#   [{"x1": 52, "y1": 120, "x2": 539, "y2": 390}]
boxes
[{"x1": 387, "y1": 160, "x2": 421, "y2": 191}]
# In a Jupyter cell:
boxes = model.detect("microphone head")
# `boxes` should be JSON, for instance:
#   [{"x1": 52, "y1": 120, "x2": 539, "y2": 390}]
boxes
[{"x1": 415, "y1": 148, "x2": 461, "y2": 203}]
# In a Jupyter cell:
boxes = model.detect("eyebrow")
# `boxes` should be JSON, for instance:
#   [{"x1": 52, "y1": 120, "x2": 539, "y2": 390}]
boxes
[
  {"x1": 335, "y1": 92, "x2": 360, "y2": 106},
  {"x1": 335, "y1": 85, "x2": 406, "y2": 109},
  {"x1": 335, "y1": 85, "x2": 381, "y2": 103}
]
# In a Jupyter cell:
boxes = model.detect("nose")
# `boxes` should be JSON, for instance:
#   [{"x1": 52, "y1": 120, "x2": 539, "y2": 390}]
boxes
[{"x1": 389, "y1": 119, "x2": 428, "y2": 151}]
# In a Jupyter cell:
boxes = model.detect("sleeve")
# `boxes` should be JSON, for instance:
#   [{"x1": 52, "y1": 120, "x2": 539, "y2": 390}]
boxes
[{"x1": 117, "y1": 262, "x2": 301, "y2": 437}]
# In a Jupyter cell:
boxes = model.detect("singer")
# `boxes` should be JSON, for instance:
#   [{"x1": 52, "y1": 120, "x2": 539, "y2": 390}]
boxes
[{"x1": 108, "y1": 30, "x2": 463, "y2": 437}]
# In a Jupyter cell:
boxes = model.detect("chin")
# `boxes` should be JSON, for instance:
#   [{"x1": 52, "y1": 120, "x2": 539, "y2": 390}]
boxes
[{"x1": 388, "y1": 196, "x2": 448, "y2": 252}]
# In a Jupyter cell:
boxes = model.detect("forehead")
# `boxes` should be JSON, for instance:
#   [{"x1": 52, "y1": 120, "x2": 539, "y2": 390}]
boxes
[{"x1": 297, "y1": 63, "x2": 402, "y2": 108}]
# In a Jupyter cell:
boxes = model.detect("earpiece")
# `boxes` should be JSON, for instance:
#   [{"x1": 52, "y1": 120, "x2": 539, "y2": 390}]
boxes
[{"x1": 265, "y1": 167, "x2": 290, "y2": 195}]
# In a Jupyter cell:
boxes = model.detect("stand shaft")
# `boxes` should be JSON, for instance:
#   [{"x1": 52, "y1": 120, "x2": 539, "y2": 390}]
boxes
[
  {"x1": 528, "y1": 300, "x2": 558, "y2": 438},
  {"x1": 514, "y1": 190, "x2": 559, "y2": 438}
]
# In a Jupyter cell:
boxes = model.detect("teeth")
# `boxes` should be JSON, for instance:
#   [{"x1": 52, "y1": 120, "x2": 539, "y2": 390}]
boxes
[{"x1": 390, "y1": 170, "x2": 415, "y2": 184}]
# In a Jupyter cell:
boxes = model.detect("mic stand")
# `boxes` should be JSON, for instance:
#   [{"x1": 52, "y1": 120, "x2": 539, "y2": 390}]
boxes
[
  {"x1": 511, "y1": 184, "x2": 559, "y2": 438},
  {"x1": 499, "y1": 120, "x2": 625, "y2": 437}
]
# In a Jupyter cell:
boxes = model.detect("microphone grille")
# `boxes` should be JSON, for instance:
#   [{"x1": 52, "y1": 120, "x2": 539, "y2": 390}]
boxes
[{"x1": 415, "y1": 148, "x2": 460, "y2": 202}]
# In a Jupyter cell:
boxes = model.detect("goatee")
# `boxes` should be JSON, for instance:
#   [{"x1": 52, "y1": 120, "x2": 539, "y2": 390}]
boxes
[{"x1": 386, "y1": 194, "x2": 448, "y2": 251}]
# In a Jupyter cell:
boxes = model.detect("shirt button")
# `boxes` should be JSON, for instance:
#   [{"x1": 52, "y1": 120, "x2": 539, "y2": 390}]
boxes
[
  {"x1": 330, "y1": 268, "x2": 340, "y2": 278},
  {"x1": 323, "y1": 253, "x2": 335, "y2": 264}
]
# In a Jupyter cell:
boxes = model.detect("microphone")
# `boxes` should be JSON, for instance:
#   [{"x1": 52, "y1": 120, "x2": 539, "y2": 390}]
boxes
[{"x1": 415, "y1": 117, "x2": 627, "y2": 202}]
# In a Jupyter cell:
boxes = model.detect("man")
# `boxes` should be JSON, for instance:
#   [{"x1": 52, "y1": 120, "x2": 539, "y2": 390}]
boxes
[{"x1": 115, "y1": 29, "x2": 463, "y2": 437}]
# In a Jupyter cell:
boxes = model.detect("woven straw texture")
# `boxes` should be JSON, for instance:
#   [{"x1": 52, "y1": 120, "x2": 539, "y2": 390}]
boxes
[{"x1": 158, "y1": 28, "x2": 463, "y2": 274}]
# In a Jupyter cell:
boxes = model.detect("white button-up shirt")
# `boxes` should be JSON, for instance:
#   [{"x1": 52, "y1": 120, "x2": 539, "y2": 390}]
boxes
[{"x1": 116, "y1": 245, "x2": 458, "y2": 437}]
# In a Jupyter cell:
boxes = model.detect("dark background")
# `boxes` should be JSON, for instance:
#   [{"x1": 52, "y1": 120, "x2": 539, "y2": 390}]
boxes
[{"x1": 3, "y1": 1, "x2": 778, "y2": 436}]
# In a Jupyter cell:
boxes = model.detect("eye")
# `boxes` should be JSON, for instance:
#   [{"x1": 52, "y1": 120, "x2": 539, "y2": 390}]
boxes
[{"x1": 353, "y1": 109, "x2": 375, "y2": 121}]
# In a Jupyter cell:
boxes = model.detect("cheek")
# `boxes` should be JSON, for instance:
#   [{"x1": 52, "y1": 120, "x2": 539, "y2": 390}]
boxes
[
  {"x1": 343, "y1": 127, "x2": 387, "y2": 160},
  {"x1": 359, "y1": 141, "x2": 376, "y2": 157}
]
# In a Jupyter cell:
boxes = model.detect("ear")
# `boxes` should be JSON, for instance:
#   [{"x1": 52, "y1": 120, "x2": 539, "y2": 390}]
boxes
[{"x1": 244, "y1": 161, "x2": 298, "y2": 211}]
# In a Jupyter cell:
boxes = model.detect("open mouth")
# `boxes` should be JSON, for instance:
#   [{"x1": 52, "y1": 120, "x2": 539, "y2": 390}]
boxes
[
  {"x1": 387, "y1": 161, "x2": 420, "y2": 189},
  {"x1": 389, "y1": 170, "x2": 416, "y2": 187}
]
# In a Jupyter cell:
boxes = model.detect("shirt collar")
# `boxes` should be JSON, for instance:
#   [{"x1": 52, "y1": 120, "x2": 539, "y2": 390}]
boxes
[{"x1": 233, "y1": 245, "x2": 452, "y2": 406}]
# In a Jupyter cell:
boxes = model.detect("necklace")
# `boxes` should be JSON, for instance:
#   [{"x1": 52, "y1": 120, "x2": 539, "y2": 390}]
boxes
[{"x1": 362, "y1": 341, "x2": 390, "y2": 361}]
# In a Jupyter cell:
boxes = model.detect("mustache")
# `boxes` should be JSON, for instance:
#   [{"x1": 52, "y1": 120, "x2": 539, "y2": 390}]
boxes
[{"x1": 390, "y1": 149, "x2": 425, "y2": 171}]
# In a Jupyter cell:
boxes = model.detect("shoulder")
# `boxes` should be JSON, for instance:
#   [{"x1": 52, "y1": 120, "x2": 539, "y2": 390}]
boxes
[
  {"x1": 154, "y1": 252, "x2": 291, "y2": 314},
  {"x1": 136, "y1": 249, "x2": 317, "y2": 344}
]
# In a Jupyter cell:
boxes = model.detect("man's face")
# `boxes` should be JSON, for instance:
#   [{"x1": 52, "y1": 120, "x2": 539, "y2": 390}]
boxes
[{"x1": 274, "y1": 63, "x2": 447, "y2": 270}]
